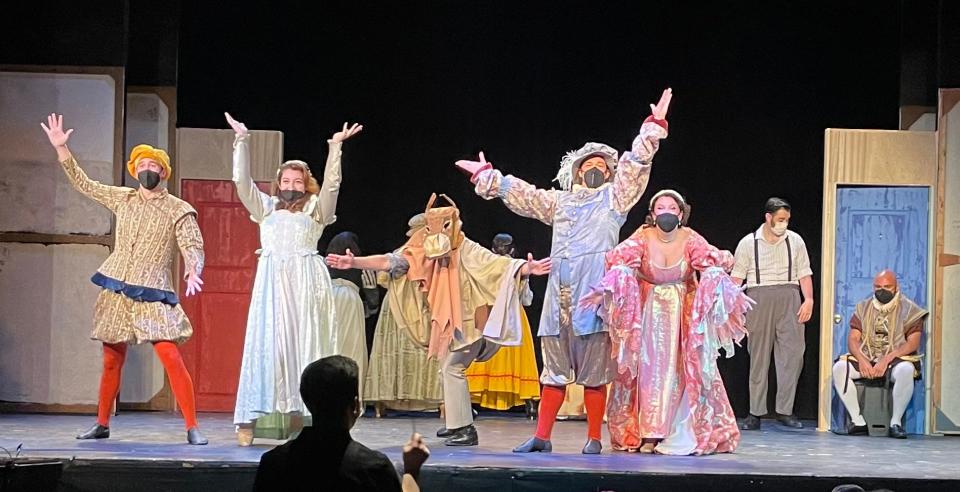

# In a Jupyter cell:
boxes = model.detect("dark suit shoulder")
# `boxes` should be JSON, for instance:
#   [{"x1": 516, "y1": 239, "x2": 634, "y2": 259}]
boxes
[{"x1": 342, "y1": 441, "x2": 402, "y2": 491}]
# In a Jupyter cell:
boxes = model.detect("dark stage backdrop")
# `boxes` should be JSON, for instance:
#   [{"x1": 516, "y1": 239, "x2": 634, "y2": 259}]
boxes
[{"x1": 176, "y1": 1, "x2": 901, "y2": 419}]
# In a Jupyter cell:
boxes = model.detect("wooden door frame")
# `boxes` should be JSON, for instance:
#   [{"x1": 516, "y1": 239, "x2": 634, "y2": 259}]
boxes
[
  {"x1": 932, "y1": 89, "x2": 960, "y2": 434},
  {"x1": 818, "y1": 129, "x2": 938, "y2": 432}
]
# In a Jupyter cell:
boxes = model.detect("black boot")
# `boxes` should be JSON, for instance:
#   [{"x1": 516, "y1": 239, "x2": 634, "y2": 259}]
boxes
[
  {"x1": 444, "y1": 425, "x2": 478, "y2": 446},
  {"x1": 187, "y1": 427, "x2": 209, "y2": 445},
  {"x1": 436, "y1": 426, "x2": 454, "y2": 438},
  {"x1": 512, "y1": 436, "x2": 552, "y2": 453},
  {"x1": 76, "y1": 423, "x2": 110, "y2": 440},
  {"x1": 581, "y1": 438, "x2": 602, "y2": 455}
]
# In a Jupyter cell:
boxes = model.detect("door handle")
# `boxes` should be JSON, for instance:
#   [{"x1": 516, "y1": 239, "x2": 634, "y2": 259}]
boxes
[{"x1": 833, "y1": 314, "x2": 842, "y2": 325}]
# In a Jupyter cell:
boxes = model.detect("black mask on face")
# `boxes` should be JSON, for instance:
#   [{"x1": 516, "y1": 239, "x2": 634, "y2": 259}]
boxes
[
  {"x1": 279, "y1": 190, "x2": 305, "y2": 202},
  {"x1": 137, "y1": 170, "x2": 161, "y2": 190},
  {"x1": 582, "y1": 168, "x2": 607, "y2": 188},
  {"x1": 655, "y1": 213, "x2": 680, "y2": 233},
  {"x1": 874, "y1": 288, "x2": 895, "y2": 304}
]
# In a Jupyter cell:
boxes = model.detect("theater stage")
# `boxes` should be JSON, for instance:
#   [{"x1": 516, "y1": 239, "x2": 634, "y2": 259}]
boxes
[{"x1": 1, "y1": 411, "x2": 957, "y2": 491}]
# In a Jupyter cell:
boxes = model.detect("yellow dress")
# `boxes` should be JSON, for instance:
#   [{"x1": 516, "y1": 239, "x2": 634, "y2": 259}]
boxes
[{"x1": 465, "y1": 305, "x2": 541, "y2": 410}]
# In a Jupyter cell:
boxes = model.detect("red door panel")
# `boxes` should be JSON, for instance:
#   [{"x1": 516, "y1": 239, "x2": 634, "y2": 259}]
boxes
[{"x1": 179, "y1": 179, "x2": 271, "y2": 412}]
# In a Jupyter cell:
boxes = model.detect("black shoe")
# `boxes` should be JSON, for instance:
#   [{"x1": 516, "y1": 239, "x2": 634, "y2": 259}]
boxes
[
  {"x1": 436, "y1": 426, "x2": 454, "y2": 438},
  {"x1": 581, "y1": 438, "x2": 602, "y2": 454},
  {"x1": 777, "y1": 414, "x2": 803, "y2": 428},
  {"x1": 739, "y1": 414, "x2": 761, "y2": 430},
  {"x1": 846, "y1": 423, "x2": 868, "y2": 436},
  {"x1": 76, "y1": 423, "x2": 110, "y2": 440},
  {"x1": 512, "y1": 436, "x2": 552, "y2": 453},
  {"x1": 187, "y1": 427, "x2": 209, "y2": 445},
  {"x1": 888, "y1": 424, "x2": 907, "y2": 439},
  {"x1": 444, "y1": 425, "x2": 478, "y2": 446}
]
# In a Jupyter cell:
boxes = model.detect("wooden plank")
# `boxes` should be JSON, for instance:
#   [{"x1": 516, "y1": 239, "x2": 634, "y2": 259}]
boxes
[
  {"x1": 933, "y1": 88, "x2": 960, "y2": 434},
  {"x1": 0, "y1": 402, "x2": 96, "y2": 414},
  {"x1": 823, "y1": 129, "x2": 938, "y2": 186},
  {"x1": 176, "y1": 128, "x2": 284, "y2": 182},
  {"x1": 0, "y1": 232, "x2": 112, "y2": 246}
]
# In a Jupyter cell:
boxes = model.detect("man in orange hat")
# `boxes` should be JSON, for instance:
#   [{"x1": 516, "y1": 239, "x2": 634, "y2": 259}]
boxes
[{"x1": 41, "y1": 113, "x2": 208, "y2": 445}]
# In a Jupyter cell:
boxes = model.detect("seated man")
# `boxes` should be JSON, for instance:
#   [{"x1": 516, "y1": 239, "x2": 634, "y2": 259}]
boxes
[
  {"x1": 832, "y1": 270, "x2": 927, "y2": 439},
  {"x1": 255, "y1": 356, "x2": 429, "y2": 491}
]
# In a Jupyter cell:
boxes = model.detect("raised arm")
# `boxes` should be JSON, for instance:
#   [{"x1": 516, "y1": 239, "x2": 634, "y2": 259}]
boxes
[
  {"x1": 611, "y1": 89, "x2": 671, "y2": 214},
  {"x1": 314, "y1": 122, "x2": 363, "y2": 226},
  {"x1": 226, "y1": 113, "x2": 274, "y2": 222},
  {"x1": 42, "y1": 113, "x2": 128, "y2": 211},
  {"x1": 457, "y1": 152, "x2": 558, "y2": 225}
]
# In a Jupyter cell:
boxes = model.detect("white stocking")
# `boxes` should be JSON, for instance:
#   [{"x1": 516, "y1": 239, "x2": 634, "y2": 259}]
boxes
[
  {"x1": 889, "y1": 361, "x2": 915, "y2": 427},
  {"x1": 832, "y1": 360, "x2": 865, "y2": 426}
]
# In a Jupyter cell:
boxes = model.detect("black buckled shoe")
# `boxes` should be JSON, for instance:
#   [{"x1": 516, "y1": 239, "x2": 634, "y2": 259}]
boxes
[
  {"x1": 739, "y1": 414, "x2": 761, "y2": 430},
  {"x1": 436, "y1": 426, "x2": 454, "y2": 438},
  {"x1": 76, "y1": 423, "x2": 110, "y2": 440},
  {"x1": 846, "y1": 423, "x2": 868, "y2": 436},
  {"x1": 513, "y1": 436, "x2": 552, "y2": 453},
  {"x1": 187, "y1": 427, "x2": 209, "y2": 445},
  {"x1": 444, "y1": 424, "x2": 478, "y2": 446},
  {"x1": 888, "y1": 424, "x2": 907, "y2": 439},
  {"x1": 777, "y1": 414, "x2": 803, "y2": 429},
  {"x1": 581, "y1": 438, "x2": 602, "y2": 454}
]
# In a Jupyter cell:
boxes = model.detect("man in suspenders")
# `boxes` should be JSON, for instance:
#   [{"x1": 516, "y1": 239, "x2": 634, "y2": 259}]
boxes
[{"x1": 731, "y1": 197, "x2": 814, "y2": 430}]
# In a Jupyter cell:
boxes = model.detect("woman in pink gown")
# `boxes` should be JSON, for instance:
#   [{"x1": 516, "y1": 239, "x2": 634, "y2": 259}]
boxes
[{"x1": 582, "y1": 189, "x2": 752, "y2": 455}]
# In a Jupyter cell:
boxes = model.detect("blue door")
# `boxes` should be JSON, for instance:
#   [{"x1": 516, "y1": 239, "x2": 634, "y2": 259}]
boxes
[{"x1": 832, "y1": 186, "x2": 929, "y2": 433}]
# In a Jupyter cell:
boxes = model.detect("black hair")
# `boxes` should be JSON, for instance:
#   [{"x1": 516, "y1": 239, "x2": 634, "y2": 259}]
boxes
[
  {"x1": 764, "y1": 197, "x2": 791, "y2": 215},
  {"x1": 299, "y1": 355, "x2": 359, "y2": 418}
]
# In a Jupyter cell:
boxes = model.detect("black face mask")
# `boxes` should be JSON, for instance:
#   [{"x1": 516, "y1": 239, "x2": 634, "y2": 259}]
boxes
[
  {"x1": 874, "y1": 288, "x2": 895, "y2": 304},
  {"x1": 137, "y1": 170, "x2": 161, "y2": 190},
  {"x1": 279, "y1": 190, "x2": 305, "y2": 202},
  {"x1": 655, "y1": 213, "x2": 680, "y2": 233},
  {"x1": 582, "y1": 168, "x2": 607, "y2": 188}
]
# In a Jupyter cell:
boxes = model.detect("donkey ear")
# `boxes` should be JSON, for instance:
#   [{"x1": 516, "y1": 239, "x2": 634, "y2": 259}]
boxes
[
  {"x1": 438, "y1": 193, "x2": 458, "y2": 209},
  {"x1": 424, "y1": 193, "x2": 438, "y2": 212}
]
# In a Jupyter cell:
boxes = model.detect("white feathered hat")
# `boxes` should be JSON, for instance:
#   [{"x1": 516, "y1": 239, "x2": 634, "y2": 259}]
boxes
[{"x1": 552, "y1": 142, "x2": 619, "y2": 191}]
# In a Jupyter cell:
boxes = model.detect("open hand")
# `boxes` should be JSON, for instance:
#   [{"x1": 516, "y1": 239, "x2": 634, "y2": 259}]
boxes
[
  {"x1": 325, "y1": 248, "x2": 356, "y2": 269},
  {"x1": 185, "y1": 270, "x2": 204, "y2": 297},
  {"x1": 40, "y1": 113, "x2": 74, "y2": 148},
  {"x1": 454, "y1": 151, "x2": 492, "y2": 178},
  {"x1": 522, "y1": 253, "x2": 552, "y2": 277},
  {"x1": 331, "y1": 122, "x2": 363, "y2": 143}
]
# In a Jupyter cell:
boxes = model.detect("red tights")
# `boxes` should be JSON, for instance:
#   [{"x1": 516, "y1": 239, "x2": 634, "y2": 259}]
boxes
[{"x1": 96, "y1": 341, "x2": 199, "y2": 430}]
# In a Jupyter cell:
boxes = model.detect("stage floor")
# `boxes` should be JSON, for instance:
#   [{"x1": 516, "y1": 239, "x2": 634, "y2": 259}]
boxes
[{"x1": 2, "y1": 411, "x2": 958, "y2": 491}]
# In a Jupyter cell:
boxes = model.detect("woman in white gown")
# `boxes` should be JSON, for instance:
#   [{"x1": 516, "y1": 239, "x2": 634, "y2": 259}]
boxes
[{"x1": 226, "y1": 113, "x2": 362, "y2": 445}]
